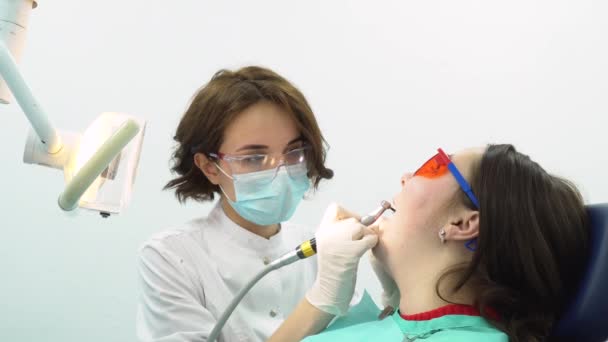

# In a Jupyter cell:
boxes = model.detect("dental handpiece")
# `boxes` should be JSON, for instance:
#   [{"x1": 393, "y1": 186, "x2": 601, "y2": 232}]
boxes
[
  {"x1": 270, "y1": 200, "x2": 396, "y2": 269},
  {"x1": 360, "y1": 200, "x2": 396, "y2": 226},
  {"x1": 206, "y1": 201, "x2": 396, "y2": 342}
]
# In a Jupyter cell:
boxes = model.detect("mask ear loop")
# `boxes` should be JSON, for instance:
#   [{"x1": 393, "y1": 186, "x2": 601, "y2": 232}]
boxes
[
  {"x1": 214, "y1": 162, "x2": 234, "y2": 180},
  {"x1": 211, "y1": 162, "x2": 238, "y2": 202},
  {"x1": 205, "y1": 152, "x2": 235, "y2": 180}
]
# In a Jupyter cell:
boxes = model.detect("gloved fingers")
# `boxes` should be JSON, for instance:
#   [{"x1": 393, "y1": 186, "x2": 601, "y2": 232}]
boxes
[
  {"x1": 378, "y1": 306, "x2": 396, "y2": 320},
  {"x1": 371, "y1": 262, "x2": 394, "y2": 288},
  {"x1": 317, "y1": 217, "x2": 363, "y2": 242},
  {"x1": 352, "y1": 225, "x2": 378, "y2": 241},
  {"x1": 361, "y1": 233, "x2": 378, "y2": 249},
  {"x1": 334, "y1": 205, "x2": 361, "y2": 222},
  {"x1": 369, "y1": 249, "x2": 387, "y2": 274},
  {"x1": 361, "y1": 226, "x2": 377, "y2": 237},
  {"x1": 321, "y1": 203, "x2": 361, "y2": 225},
  {"x1": 348, "y1": 219, "x2": 373, "y2": 243},
  {"x1": 366, "y1": 217, "x2": 384, "y2": 234},
  {"x1": 367, "y1": 249, "x2": 378, "y2": 273},
  {"x1": 352, "y1": 233, "x2": 378, "y2": 255},
  {"x1": 383, "y1": 288, "x2": 401, "y2": 309},
  {"x1": 349, "y1": 221, "x2": 370, "y2": 240},
  {"x1": 368, "y1": 224, "x2": 380, "y2": 235},
  {"x1": 369, "y1": 251, "x2": 401, "y2": 309},
  {"x1": 320, "y1": 202, "x2": 341, "y2": 225}
]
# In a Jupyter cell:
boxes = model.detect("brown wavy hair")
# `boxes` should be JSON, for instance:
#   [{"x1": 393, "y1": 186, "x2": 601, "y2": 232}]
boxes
[
  {"x1": 438, "y1": 144, "x2": 589, "y2": 341},
  {"x1": 165, "y1": 66, "x2": 333, "y2": 203}
]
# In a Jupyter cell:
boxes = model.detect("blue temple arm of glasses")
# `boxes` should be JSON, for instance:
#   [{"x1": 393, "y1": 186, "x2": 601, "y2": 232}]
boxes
[
  {"x1": 465, "y1": 238, "x2": 478, "y2": 252},
  {"x1": 447, "y1": 163, "x2": 480, "y2": 209}
]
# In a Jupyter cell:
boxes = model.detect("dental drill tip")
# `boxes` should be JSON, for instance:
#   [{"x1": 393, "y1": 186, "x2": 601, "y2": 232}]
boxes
[
  {"x1": 361, "y1": 201, "x2": 396, "y2": 226},
  {"x1": 381, "y1": 200, "x2": 396, "y2": 212}
]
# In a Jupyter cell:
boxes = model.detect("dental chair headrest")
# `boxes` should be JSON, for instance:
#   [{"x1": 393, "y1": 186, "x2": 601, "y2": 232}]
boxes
[{"x1": 552, "y1": 203, "x2": 608, "y2": 342}]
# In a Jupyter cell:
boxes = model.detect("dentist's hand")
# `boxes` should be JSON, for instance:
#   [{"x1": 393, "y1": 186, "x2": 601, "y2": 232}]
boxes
[
  {"x1": 306, "y1": 203, "x2": 378, "y2": 316},
  {"x1": 368, "y1": 250, "x2": 400, "y2": 319}
]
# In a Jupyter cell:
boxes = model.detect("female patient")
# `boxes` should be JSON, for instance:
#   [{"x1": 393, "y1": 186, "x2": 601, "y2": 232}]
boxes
[{"x1": 270, "y1": 144, "x2": 589, "y2": 342}]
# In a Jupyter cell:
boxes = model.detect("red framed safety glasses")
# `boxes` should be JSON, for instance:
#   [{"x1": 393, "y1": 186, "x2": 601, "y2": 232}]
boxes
[
  {"x1": 414, "y1": 148, "x2": 480, "y2": 251},
  {"x1": 414, "y1": 148, "x2": 480, "y2": 208}
]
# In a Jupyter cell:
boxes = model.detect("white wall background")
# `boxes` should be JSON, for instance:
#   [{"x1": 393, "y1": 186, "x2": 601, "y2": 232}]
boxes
[{"x1": 1, "y1": 1, "x2": 607, "y2": 340}]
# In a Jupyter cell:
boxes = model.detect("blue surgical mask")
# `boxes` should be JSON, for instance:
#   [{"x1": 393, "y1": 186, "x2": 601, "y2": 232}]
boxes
[{"x1": 218, "y1": 163, "x2": 310, "y2": 226}]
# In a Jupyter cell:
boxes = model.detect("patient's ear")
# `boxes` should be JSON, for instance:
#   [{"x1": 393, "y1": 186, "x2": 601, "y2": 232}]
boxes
[
  {"x1": 444, "y1": 210, "x2": 479, "y2": 241},
  {"x1": 194, "y1": 153, "x2": 221, "y2": 185}
]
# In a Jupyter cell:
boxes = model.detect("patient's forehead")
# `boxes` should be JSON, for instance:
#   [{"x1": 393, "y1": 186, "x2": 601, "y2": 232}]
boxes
[{"x1": 450, "y1": 146, "x2": 485, "y2": 180}]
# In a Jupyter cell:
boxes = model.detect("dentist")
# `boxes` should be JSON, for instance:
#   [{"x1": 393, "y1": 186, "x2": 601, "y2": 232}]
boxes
[{"x1": 136, "y1": 66, "x2": 333, "y2": 342}]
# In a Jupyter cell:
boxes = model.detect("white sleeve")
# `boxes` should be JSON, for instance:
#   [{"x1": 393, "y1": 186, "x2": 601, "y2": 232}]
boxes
[{"x1": 136, "y1": 244, "x2": 216, "y2": 342}]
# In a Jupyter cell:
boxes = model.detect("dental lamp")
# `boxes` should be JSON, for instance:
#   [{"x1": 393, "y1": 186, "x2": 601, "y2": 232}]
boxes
[{"x1": 0, "y1": 0, "x2": 146, "y2": 217}]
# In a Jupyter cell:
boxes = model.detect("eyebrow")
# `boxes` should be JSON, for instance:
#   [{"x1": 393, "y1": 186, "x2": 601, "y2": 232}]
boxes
[{"x1": 235, "y1": 137, "x2": 304, "y2": 152}]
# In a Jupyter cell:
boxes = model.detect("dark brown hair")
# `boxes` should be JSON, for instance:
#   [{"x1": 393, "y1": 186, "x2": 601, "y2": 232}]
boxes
[
  {"x1": 440, "y1": 144, "x2": 589, "y2": 341},
  {"x1": 165, "y1": 66, "x2": 333, "y2": 202}
]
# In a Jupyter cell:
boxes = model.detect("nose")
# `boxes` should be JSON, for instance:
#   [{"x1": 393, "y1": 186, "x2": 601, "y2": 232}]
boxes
[{"x1": 401, "y1": 172, "x2": 413, "y2": 187}]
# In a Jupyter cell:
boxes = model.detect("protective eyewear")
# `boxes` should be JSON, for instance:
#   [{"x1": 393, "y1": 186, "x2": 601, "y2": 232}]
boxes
[
  {"x1": 209, "y1": 145, "x2": 310, "y2": 176},
  {"x1": 414, "y1": 148, "x2": 479, "y2": 208}
]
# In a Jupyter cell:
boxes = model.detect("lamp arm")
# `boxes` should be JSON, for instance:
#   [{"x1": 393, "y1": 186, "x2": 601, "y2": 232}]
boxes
[{"x1": 0, "y1": 40, "x2": 61, "y2": 153}]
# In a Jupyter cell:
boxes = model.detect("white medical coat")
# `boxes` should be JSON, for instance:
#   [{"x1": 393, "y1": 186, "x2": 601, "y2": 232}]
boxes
[{"x1": 136, "y1": 203, "x2": 317, "y2": 342}]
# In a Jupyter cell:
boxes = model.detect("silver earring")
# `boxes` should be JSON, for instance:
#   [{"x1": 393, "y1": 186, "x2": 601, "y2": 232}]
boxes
[{"x1": 439, "y1": 228, "x2": 446, "y2": 244}]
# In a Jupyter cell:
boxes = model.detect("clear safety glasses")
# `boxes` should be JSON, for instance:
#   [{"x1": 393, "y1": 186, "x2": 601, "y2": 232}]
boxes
[{"x1": 208, "y1": 145, "x2": 310, "y2": 177}]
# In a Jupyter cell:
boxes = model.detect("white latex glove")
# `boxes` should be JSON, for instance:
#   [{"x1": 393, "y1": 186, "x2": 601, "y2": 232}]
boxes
[
  {"x1": 306, "y1": 203, "x2": 379, "y2": 316},
  {"x1": 368, "y1": 249, "x2": 400, "y2": 319}
]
